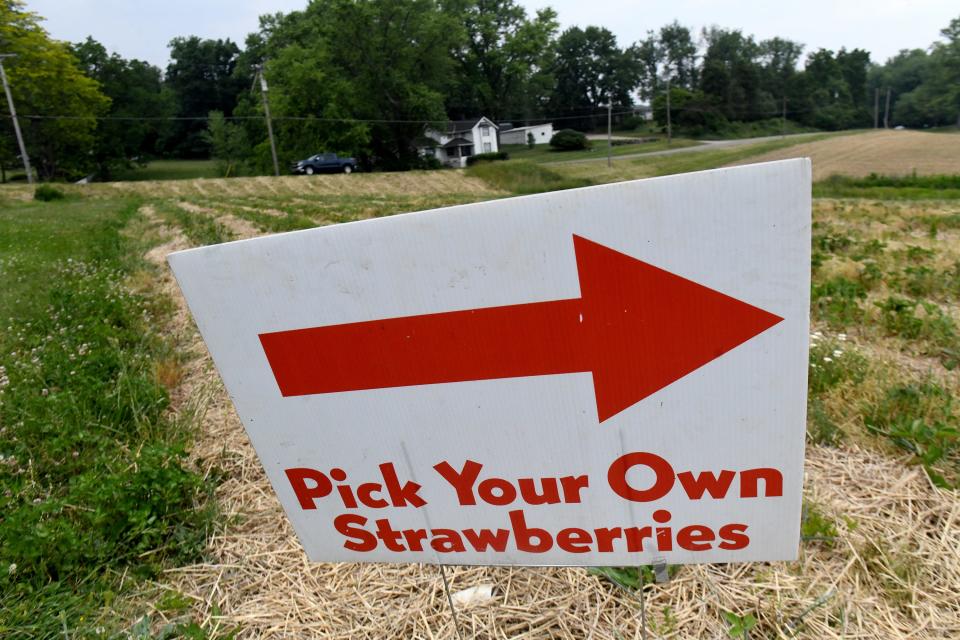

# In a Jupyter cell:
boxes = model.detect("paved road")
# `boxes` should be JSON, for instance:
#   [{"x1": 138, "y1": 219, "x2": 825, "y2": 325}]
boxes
[{"x1": 548, "y1": 132, "x2": 822, "y2": 165}]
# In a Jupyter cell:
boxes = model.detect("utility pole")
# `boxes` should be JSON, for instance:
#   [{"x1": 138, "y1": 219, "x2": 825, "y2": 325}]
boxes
[
  {"x1": 607, "y1": 101, "x2": 612, "y2": 168},
  {"x1": 873, "y1": 87, "x2": 880, "y2": 129},
  {"x1": 665, "y1": 76, "x2": 672, "y2": 145},
  {"x1": 254, "y1": 64, "x2": 280, "y2": 177},
  {"x1": 0, "y1": 54, "x2": 34, "y2": 184},
  {"x1": 781, "y1": 96, "x2": 787, "y2": 138},
  {"x1": 883, "y1": 88, "x2": 891, "y2": 129}
]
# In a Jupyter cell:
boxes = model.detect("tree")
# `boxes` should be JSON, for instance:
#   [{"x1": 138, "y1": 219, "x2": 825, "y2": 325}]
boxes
[
  {"x1": 699, "y1": 28, "x2": 767, "y2": 122},
  {"x1": 446, "y1": 0, "x2": 558, "y2": 121},
  {"x1": 164, "y1": 36, "x2": 246, "y2": 157},
  {"x1": 70, "y1": 37, "x2": 174, "y2": 178},
  {"x1": 203, "y1": 111, "x2": 249, "y2": 176},
  {"x1": 244, "y1": 0, "x2": 461, "y2": 171},
  {"x1": 659, "y1": 21, "x2": 697, "y2": 89},
  {"x1": 549, "y1": 26, "x2": 640, "y2": 130},
  {"x1": 0, "y1": 0, "x2": 109, "y2": 180}
]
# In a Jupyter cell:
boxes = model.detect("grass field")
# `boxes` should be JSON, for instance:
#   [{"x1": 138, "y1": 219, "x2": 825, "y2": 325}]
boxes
[
  {"x1": 115, "y1": 159, "x2": 220, "y2": 182},
  {"x1": 728, "y1": 130, "x2": 960, "y2": 179},
  {"x1": 501, "y1": 137, "x2": 700, "y2": 163},
  {"x1": 1, "y1": 130, "x2": 959, "y2": 638}
]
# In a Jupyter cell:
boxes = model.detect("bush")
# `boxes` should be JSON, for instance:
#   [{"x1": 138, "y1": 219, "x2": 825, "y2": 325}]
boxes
[
  {"x1": 549, "y1": 129, "x2": 590, "y2": 151},
  {"x1": 465, "y1": 151, "x2": 509, "y2": 166},
  {"x1": 34, "y1": 184, "x2": 65, "y2": 201}
]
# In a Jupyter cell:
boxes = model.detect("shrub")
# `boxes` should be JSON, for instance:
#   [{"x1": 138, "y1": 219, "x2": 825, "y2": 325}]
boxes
[
  {"x1": 34, "y1": 184, "x2": 66, "y2": 201},
  {"x1": 549, "y1": 129, "x2": 590, "y2": 151},
  {"x1": 465, "y1": 151, "x2": 509, "y2": 166}
]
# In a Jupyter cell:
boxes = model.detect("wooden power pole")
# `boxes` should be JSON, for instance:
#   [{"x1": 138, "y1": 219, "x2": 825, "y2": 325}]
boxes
[
  {"x1": 0, "y1": 54, "x2": 33, "y2": 184},
  {"x1": 606, "y1": 102, "x2": 612, "y2": 168},
  {"x1": 781, "y1": 96, "x2": 787, "y2": 138},
  {"x1": 883, "y1": 88, "x2": 891, "y2": 129},
  {"x1": 874, "y1": 87, "x2": 880, "y2": 129},
  {"x1": 255, "y1": 64, "x2": 281, "y2": 177},
  {"x1": 665, "y1": 77, "x2": 672, "y2": 145}
]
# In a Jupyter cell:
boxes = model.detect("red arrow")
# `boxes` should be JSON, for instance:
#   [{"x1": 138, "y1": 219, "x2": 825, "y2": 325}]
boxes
[{"x1": 258, "y1": 235, "x2": 783, "y2": 422}]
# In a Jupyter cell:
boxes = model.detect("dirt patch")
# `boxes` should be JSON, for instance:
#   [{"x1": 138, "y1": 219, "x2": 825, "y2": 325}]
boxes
[{"x1": 727, "y1": 131, "x2": 960, "y2": 179}]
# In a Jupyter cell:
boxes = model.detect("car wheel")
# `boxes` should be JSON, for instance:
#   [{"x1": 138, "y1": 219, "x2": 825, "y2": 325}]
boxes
[
  {"x1": 305, "y1": 166, "x2": 315, "y2": 175},
  {"x1": 343, "y1": 165, "x2": 353, "y2": 174}
]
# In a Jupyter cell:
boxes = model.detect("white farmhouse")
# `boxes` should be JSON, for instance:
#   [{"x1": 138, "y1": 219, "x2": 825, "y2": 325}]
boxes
[
  {"x1": 418, "y1": 117, "x2": 499, "y2": 168},
  {"x1": 500, "y1": 123, "x2": 554, "y2": 146}
]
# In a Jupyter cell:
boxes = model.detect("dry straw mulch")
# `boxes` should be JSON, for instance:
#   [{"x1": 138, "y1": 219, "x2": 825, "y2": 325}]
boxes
[{"x1": 145, "y1": 210, "x2": 960, "y2": 640}]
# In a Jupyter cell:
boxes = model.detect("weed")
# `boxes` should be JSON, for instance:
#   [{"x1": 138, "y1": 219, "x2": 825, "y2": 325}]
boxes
[
  {"x1": 34, "y1": 184, "x2": 66, "y2": 201},
  {"x1": 863, "y1": 382, "x2": 958, "y2": 486},
  {"x1": 808, "y1": 334, "x2": 866, "y2": 394},
  {"x1": 723, "y1": 611, "x2": 757, "y2": 639},
  {"x1": 811, "y1": 277, "x2": 866, "y2": 327},
  {"x1": 801, "y1": 501, "x2": 838, "y2": 546},
  {"x1": 808, "y1": 399, "x2": 844, "y2": 445},
  {"x1": 875, "y1": 297, "x2": 957, "y2": 361},
  {"x1": 590, "y1": 564, "x2": 678, "y2": 590}
]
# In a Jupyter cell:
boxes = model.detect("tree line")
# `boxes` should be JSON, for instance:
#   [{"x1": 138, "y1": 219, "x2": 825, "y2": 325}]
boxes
[{"x1": 1, "y1": 0, "x2": 958, "y2": 180}]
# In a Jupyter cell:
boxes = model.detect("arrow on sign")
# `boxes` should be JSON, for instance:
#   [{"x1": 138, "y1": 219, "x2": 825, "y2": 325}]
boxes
[{"x1": 258, "y1": 235, "x2": 783, "y2": 422}]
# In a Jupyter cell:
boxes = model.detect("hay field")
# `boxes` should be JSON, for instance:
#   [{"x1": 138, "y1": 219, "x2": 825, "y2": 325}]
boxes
[{"x1": 726, "y1": 130, "x2": 960, "y2": 179}]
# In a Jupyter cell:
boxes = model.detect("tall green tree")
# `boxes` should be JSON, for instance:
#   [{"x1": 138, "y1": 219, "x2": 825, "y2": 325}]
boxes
[
  {"x1": 164, "y1": 36, "x2": 246, "y2": 157},
  {"x1": 245, "y1": 0, "x2": 461, "y2": 170},
  {"x1": 70, "y1": 37, "x2": 174, "y2": 178},
  {"x1": 445, "y1": 0, "x2": 558, "y2": 121},
  {"x1": 659, "y1": 21, "x2": 698, "y2": 89},
  {"x1": 549, "y1": 26, "x2": 640, "y2": 129},
  {"x1": 0, "y1": 0, "x2": 108, "y2": 180}
]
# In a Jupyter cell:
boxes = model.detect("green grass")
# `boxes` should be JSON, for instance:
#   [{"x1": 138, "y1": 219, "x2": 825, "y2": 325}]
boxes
[
  {"x1": 501, "y1": 138, "x2": 700, "y2": 163},
  {"x1": 814, "y1": 174, "x2": 960, "y2": 200},
  {"x1": 465, "y1": 160, "x2": 593, "y2": 194},
  {"x1": 115, "y1": 159, "x2": 219, "y2": 182},
  {"x1": 0, "y1": 197, "x2": 216, "y2": 637}
]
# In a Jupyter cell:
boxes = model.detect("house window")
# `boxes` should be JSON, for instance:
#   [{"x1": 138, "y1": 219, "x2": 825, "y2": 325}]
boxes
[
  {"x1": 483, "y1": 142, "x2": 492, "y2": 153},
  {"x1": 480, "y1": 125, "x2": 491, "y2": 138}
]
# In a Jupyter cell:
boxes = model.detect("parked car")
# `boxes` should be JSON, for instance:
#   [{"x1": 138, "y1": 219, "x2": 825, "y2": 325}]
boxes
[{"x1": 292, "y1": 152, "x2": 357, "y2": 175}]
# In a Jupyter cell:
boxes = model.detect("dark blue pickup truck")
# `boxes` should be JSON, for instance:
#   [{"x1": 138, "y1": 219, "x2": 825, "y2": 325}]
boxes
[{"x1": 292, "y1": 152, "x2": 357, "y2": 175}]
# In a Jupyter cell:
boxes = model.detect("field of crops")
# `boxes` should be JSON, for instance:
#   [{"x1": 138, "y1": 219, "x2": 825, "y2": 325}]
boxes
[{"x1": 2, "y1": 132, "x2": 959, "y2": 638}]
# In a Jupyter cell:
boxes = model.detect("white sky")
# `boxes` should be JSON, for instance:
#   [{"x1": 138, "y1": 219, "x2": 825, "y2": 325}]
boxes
[{"x1": 24, "y1": 0, "x2": 959, "y2": 70}]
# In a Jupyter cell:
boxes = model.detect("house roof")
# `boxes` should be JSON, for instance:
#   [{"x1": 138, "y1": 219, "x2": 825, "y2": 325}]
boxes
[
  {"x1": 443, "y1": 118, "x2": 496, "y2": 134},
  {"x1": 443, "y1": 137, "x2": 473, "y2": 148}
]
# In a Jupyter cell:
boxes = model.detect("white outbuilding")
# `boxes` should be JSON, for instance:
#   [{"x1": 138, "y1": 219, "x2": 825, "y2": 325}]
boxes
[{"x1": 500, "y1": 123, "x2": 555, "y2": 146}]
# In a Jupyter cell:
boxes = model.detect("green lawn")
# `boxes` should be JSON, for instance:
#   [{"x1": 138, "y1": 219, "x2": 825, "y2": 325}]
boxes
[
  {"x1": 114, "y1": 159, "x2": 219, "y2": 182},
  {"x1": 501, "y1": 138, "x2": 700, "y2": 163}
]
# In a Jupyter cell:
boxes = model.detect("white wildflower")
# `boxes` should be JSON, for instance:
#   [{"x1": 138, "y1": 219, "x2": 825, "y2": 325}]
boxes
[{"x1": 823, "y1": 356, "x2": 833, "y2": 363}]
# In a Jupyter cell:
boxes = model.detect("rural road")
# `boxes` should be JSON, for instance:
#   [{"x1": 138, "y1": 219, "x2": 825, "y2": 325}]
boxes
[{"x1": 548, "y1": 132, "x2": 822, "y2": 165}]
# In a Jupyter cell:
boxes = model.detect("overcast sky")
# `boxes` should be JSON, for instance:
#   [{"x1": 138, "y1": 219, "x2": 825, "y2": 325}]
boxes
[{"x1": 25, "y1": 0, "x2": 959, "y2": 70}]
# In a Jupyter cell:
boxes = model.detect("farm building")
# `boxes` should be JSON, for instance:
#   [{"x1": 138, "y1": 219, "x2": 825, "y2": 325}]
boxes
[
  {"x1": 417, "y1": 117, "x2": 499, "y2": 168},
  {"x1": 500, "y1": 123, "x2": 554, "y2": 145}
]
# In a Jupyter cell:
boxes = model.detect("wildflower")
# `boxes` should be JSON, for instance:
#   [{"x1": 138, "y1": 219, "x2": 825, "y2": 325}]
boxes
[
  {"x1": 41, "y1": 388, "x2": 49, "y2": 397},
  {"x1": 7, "y1": 563, "x2": 15, "y2": 575},
  {"x1": 833, "y1": 350, "x2": 843, "y2": 357},
  {"x1": 823, "y1": 356, "x2": 833, "y2": 362}
]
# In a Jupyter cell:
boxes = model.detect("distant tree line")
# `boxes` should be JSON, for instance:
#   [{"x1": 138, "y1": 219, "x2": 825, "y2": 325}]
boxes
[{"x1": 0, "y1": 0, "x2": 958, "y2": 179}]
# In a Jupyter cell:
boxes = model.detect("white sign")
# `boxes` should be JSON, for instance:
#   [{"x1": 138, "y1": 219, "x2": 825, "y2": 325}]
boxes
[{"x1": 168, "y1": 159, "x2": 811, "y2": 565}]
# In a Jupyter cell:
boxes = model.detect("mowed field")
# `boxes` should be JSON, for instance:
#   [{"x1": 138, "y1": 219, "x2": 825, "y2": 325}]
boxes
[
  {"x1": 2, "y1": 131, "x2": 959, "y2": 638},
  {"x1": 727, "y1": 130, "x2": 960, "y2": 180}
]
